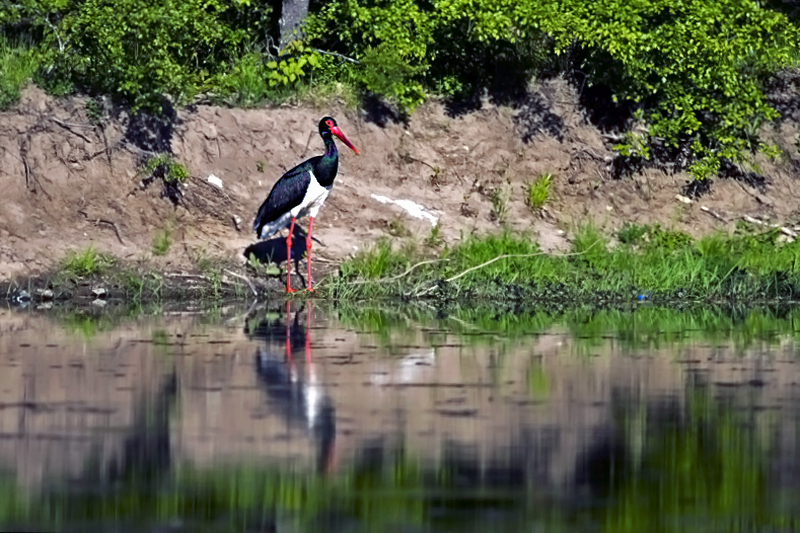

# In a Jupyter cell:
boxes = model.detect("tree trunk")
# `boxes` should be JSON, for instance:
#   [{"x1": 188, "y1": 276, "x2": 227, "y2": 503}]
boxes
[{"x1": 279, "y1": 0, "x2": 309, "y2": 49}]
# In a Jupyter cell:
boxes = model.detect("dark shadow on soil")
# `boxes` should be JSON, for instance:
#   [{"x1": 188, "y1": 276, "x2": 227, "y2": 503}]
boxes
[
  {"x1": 124, "y1": 98, "x2": 179, "y2": 153},
  {"x1": 244, "y1": 223, "x2": 324, "y2": 289},
  {"x1": 767, "y1": 69, "x2": 800, "y2": 124},
  {"x1": 516, "y1": 93, "x2": 565, "y2": 143},
  {"x1": 360, "y1": 93, "x2": 408, "y2": 128},
  {"x1": 719, "y1": 159, "x2": 769, "y2": 192},
  {"x1": 681, "y1": 178, "x2": 713, "y2": 200}
]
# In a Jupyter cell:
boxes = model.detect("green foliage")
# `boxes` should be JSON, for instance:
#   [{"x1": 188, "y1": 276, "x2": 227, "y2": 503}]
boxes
[
  {"x1": 247, "y1": 253, "x2": 281, "y2": 277},
  {"x1": 617, "y1": 223, "x2": 693, "y2": 251},
  {"x1": 143, "y1": 154, "x2": 188, "y2": 185},
  {"x1": 0, "y1": 38, "x2": 40, "y2": 110},
  {"x1": 561, "y1": 0, "x2": 800, "y2": 179},
  {"x1": 525, "y1": 173, "x2": 553, "y2": 211},
  {"x1": 490, "y1": 187, "x2": 509, "y2": 224},
  {"x1": 340, "y1": 239, "x2": 406, "y2": 280},
  {"x1": 61, "y1": 246, "x2": 115, "y2": 277},
  {"x1": 305, "y1": 0, "x2": 433, "y2": 112},
  {"x1": 328, "y1": 221, "x2": 800, "y2": 302},
  {"x1": 56, "y1": 0, "x2": 254, "y2": 110},
  {"x1": 151, "y1": 228, "x2": 172, "y2": 257}
]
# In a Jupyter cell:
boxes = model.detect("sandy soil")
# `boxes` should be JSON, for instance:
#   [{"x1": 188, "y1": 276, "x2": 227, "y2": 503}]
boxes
[{"x1": 1, "y1": 79, "x2": 799, "y2": 283}]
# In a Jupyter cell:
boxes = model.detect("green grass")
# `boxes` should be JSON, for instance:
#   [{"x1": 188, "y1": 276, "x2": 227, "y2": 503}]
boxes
[
  {"x1": 61, "y1": 246, "x2": 116, "y2": 277},
  {"x1": 151, "y1": 228, "x2": 172, "y2": 256},
  {"x1": 489, "y1": 187, "x2": 509, "y2": 224},
  {"x1": 525, "y1": 172, "x2": 553, "y2": 211},
  {"x1": 0, "y1": 38, "x2": 40, "y2": 110},
  {"x1": 142, "y1": 154, "x2": 189, "y2": 185},
  {"x1": 322, "y1": 223, "x2": 800, "y2": 303}
]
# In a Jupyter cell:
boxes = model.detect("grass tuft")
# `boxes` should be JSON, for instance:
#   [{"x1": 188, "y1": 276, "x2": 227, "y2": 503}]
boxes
[
  {"x1": 489, "y1": 188, "x2": 509, "y2": 224},
  {"x1": 61, "y1": 247, "x2": 115, "y2": 277},
  {"x1": 525, "y1": 173, "x2": 553, "y2": 211},
  {"x1": 0, "y1": 38, "x2": 40, "y2": 110},
  {"x1": 151, "y1": 228, "x2": 173, "y2": 256}
]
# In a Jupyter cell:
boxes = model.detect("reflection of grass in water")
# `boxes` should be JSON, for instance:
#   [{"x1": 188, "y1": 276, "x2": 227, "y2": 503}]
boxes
[
  {"x1": 336, "y1": 302, "x2": 800, "y2": 353},
  {"x1": 9, "y1": 451, "x2": 438, "y2": 531},
  {"x1": 60, "y1": 312, "x2": 117, "y2": 340},
  {"x1": 527, "y1": 359, "x2": 550, "y2": 400},
  {"x1": 566, "y1": 305, "x2": 800, "y2": 352},
  {"x1": 607, "y1": 389, "x2": 793, "y2": 532}
]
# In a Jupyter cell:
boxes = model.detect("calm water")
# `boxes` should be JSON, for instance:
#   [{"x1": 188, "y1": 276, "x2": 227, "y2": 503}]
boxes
[{"x1": 1, "y1": 301, "x2": 800, "y2": 532}]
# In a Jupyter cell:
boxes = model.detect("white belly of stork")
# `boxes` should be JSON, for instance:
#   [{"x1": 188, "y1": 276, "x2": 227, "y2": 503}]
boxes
[{"x1": 292, "y1": 171, "x2": 331, "y2": 219}]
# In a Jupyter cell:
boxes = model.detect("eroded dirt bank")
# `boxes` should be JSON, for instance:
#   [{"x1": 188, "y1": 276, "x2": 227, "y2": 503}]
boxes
[{"x1": 2, "y1": 80, "x2": 799, "y2": 288}]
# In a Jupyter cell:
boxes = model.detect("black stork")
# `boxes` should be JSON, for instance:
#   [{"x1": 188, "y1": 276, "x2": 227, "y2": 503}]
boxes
[{"x1": 253, "y1": 116, "x2": 359, "y2": 293}]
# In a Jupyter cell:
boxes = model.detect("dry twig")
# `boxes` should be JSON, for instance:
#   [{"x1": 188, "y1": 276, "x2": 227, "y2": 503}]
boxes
[
  {"x1": 224, "y1": 269, "x2": 258, "y2": 296},
  {"x1": 415, "y1": 243, "x2": 599, "y2": 297},
  {"x1": 700, "y1": 206, "x2": 727, "y2": 223},
  {"x1": 78, "y1": 210, "x2": 124, "y2": 244},
  {"x1": 349, "y1": 259, "x2": 447, "y2": 286},
  {"x1": 51, "y1": 118, "x2": 94, "y2": 144}
]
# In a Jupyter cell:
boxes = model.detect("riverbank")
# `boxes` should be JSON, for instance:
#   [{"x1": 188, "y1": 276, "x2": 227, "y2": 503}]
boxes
[
  {"x1": 2, "y1": 83, "x2": 799, "y2": 301},
  {"x1": 4, "y1": 220, "x2": 800, "y2": 307}
]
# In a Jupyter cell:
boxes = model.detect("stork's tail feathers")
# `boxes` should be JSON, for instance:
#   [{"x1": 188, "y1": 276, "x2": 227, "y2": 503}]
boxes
[{"x1": 255, "y1": 212, "x2": 293, "y2": 240}]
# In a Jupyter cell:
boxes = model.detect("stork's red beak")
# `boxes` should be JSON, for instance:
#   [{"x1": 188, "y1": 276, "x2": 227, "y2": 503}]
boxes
[{"x1": 330, "y1": 126, "x2": 360, "y2": 155}]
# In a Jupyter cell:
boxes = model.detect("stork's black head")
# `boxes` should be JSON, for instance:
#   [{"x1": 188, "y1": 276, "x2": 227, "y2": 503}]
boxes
[{"x1": 319, "y1": 116, "x2": 359, "y2": 154}]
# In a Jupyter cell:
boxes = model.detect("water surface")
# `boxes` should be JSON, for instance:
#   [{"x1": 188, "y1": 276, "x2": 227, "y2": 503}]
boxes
[{"x1": 1, "y1": 302, "x2": 799, "y2": 532}]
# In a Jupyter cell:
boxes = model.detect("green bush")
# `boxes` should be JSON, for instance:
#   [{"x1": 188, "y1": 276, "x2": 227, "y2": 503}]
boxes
[
  {"x1": 55, "y1": 0, "x2": 250, "y2": 110},
  {"x1": 308, "y1": 0, "x2": 799, "y2": 179}
]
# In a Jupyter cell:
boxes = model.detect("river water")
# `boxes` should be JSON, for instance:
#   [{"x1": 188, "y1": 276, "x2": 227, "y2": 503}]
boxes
[{"x1": 1, "y1": 301, "x2": 799, "y2": 532}]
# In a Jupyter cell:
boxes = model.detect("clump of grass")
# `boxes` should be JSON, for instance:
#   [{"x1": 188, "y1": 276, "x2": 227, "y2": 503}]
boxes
[
  {"x1": 617, "y1": 222, "x2": 692, "y2": 250},
  {"x1": 0, "y1": 38, "x2": 40, "y2": 110},
  {"x1": 84, "y1": 97, "x2": 106, "y2": 125},
  {"x1": 489, "y1": 188, "x2": 509, "y2": 224},
  {"x1": 247, "y1": 253, "x2": 281, "y2": 277},
  {"x1": 525, "y1": 173, "x2": 553, "y2": 211},
  {"x1": 386, "y1": 218, "x2": 410, "y2": 238},
  {"x1": 423, "y1": 223, "x2": 444, "y2": 248},
  {"x1": 143, "y1": 154, "x2": 189, "y2": 185},
  {"x1": 340, "y1": 239, "x2": 408, "y2": 281},
  {"x1": 326, "y1": 222, "x2": 800, "y2": 303},
  {"x1": 151, "y1": 228, "x2": 173, "y2": 256},
  {"x1": 140, "y1": 153, "x2": 189, "y2": 205},
  {"x1": 62, "y1": 246, "x2": 116, "y2": 277}
]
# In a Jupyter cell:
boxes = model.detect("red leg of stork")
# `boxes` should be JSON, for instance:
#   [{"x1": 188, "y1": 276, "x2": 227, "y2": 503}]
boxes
[
  {"x1": 286, "y1": 217, "x2": 297, "y2": 293},
  {"x1": 306, "y1": 216, "x2": 315, "y2": 292},
  {"x1": 306, "y1": 301, "x2": 312, "y2": 363},
  {"x1": 285, "y1": 300, "x2": 292, "y2": 363}
]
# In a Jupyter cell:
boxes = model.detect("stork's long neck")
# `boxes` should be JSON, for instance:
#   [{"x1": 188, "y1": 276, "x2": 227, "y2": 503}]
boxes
[{"x1": 315, "y1": 135, "x2": 339, "y2": 187}]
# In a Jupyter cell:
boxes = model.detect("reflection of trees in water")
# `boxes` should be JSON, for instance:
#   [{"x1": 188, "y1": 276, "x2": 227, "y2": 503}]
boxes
[
  {"x1": 80, "y1": 370, "x2": 178, "y2": 485},
  {"x1": 15, "y1": 378, "x2": 798, "y2": 531}
]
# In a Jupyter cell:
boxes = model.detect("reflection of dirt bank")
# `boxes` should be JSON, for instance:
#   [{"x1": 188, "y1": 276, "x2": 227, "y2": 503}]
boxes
[{"x1": 1, "y1": 306, "x2": 799, "y2": 494}]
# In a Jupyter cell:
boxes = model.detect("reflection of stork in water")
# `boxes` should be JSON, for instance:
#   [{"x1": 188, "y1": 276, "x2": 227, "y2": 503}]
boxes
[{"x1": 248, "y1": 301, "x2": 337, "y2": 473}]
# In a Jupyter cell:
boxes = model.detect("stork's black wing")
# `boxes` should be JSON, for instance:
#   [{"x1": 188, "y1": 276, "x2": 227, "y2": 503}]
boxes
[{"x1": 253, "y1": 159, "x2": 316, "y2": 235}]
